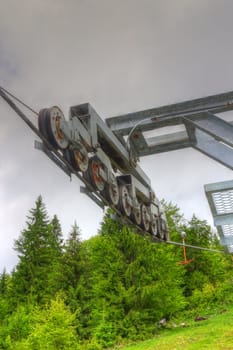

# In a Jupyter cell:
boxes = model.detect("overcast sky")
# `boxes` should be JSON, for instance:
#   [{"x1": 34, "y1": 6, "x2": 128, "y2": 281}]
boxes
[{"x1": 1, "y1": 0, "x2": 233, "y2": 272}]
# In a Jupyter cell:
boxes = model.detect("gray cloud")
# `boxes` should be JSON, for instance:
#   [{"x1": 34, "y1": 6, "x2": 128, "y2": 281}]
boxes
[{"x1": 1, "y1": 0, "x2": 233, "y2": 271}]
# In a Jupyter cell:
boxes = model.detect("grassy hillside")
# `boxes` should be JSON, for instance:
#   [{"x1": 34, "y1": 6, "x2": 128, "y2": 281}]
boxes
[{"x1": 121, "y1": 306, "x2": 233, "y2": 350}]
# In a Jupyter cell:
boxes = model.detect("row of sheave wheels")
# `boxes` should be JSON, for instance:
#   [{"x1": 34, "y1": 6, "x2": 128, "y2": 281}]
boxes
[
  {"x1": 38, "y1": 107, "x2": 163, "y2": 238},
  {"x1": 39, "y1": 107, "x2": 89, "y2": 172},
  {"x1": 78, "y1": 155, "x2": 162, "y2": 237}
]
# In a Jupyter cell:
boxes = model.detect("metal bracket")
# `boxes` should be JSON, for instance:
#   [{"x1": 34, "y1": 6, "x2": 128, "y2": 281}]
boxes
[
  {"x1": 80, "y1": 186, "x2": 105, "y2": 209},
  {"x1": 34, "y1": 140, "x2": 71, "y2": 178}
]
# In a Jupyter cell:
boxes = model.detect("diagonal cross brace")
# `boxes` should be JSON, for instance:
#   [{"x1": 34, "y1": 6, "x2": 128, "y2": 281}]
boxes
[
  {"x1": 185, "y1": 112, "x2": 233, "y2": 148},
  {"x1": 184, "y1": 113, "x2": 233, "y2": 170},
  {"x1": 105, "y1": 91, "x2": 233, "y2": 172}
]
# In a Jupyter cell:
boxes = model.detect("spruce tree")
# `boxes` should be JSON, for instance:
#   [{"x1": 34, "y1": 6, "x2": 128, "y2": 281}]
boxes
[
  {"x1": 50, "y1": 215, "x2": 64, "y2": 255},
  {"x1": 0, "y1": 268, "x2": 8, "y2": 296},
  {"x1": 45, "y1": 215, "x2": 65, "y2": 297},
  {"x1": 60, "y1": 221, "x2": 83, "y2": 291},
  {"x1": 0, "y1": 268, "x2": 11, "y2": 322},
  {"x1": 11, "y1": 196, "x2": 63, "y2": 303},
  {"x1": 77, "y1": 211, "x2": 186, "y2": 343}
]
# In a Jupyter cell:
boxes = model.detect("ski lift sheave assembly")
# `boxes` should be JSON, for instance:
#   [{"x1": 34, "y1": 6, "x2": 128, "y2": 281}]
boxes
[
  {"x1": 2, "y1": 86, "x2": 233, "y2": 249},
  {"x1": 0, "y1": 87, "x2": 168, "y2": 242},
  {"x1": 37, "y1": 104, "x2": 168, "y2": 240}
]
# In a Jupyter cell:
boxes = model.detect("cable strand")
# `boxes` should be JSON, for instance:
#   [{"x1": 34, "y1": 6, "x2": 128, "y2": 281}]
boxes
[{"x1": 0, "y1": 86, "x2": 38, "y2": 116}]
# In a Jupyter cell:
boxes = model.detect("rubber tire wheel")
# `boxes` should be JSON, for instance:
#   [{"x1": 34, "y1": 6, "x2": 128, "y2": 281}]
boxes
[{"x1": 118, "y1": 185, "x2": 131, "y2": 217}]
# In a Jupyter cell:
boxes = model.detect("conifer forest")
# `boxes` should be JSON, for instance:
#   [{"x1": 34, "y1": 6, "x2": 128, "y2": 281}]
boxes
[{"x1": 0, "y1": 196, "x2": 233, "y2": 349}]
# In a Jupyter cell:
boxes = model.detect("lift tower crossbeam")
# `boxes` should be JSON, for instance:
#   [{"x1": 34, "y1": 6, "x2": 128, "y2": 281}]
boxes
[{"x1": 106, "y1": 91, "x2": 233, "y2": 170}]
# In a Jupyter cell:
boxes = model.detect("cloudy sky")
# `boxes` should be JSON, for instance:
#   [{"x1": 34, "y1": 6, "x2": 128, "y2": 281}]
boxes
[{"x1": 1, "y1": 0, "x2": 233, "y2": 271}]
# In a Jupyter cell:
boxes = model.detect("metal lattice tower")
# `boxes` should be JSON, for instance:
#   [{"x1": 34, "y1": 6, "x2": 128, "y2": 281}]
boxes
[{"x1": 205, "y1": 180, "x2": 233, "y2": 252}]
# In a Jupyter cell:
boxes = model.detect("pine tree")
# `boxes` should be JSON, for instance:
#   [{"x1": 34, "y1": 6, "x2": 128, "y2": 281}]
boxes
[
  {"x1": 77, "y1": 211, "x2": 186, "y2": 343},
  {"x1": 66, "y1": 221, "x2": 82, "y2": 253},
  {"x1": 0, "y1": 268, "x2": 9, "y2": 296},
  {"x1": 0, "y1": 268, "x2": 11, "y2": 323},
  {"x1": 45, "y1": 215, "x2": 65, "y2": 297},
  {"x1": 50, "y1": 215, "x2": 64, "y2": 255},
  {"x1": 59, "y1": 221, "x2": 83, "y2": 292},
  {"x1": 11, "y1": 196, "x2": 63, "y2": 304}
]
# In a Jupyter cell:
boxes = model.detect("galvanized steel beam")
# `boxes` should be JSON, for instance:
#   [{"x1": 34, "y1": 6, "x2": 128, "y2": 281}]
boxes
[
  {"x1": 106, "y1": 91, "x2": 233, "y2": 174},
  {"x1": 106, "y1": 90, "x2": 233, "y2": 135},
  {"x1": 205, "y1": 180, "x2": 233, "y2": 252}
]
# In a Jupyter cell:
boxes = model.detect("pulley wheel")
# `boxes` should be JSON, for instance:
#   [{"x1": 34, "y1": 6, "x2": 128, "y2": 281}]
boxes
[
  {"x1": 102, "y1": 173, "x2": 119, "y2": 206},
  {"x1": 160, "y1": 219, "x2": 168, "y2": 241},
  {"x1": 65, "y1": 144, "x2": 88, "y2": 173},
  {"x1": 131, "y1": 199, "x2": 141, "y2": 226},
  {"x1": 85, "y1": 157, "x2": 105, "y2": 192},
  {"x1": 150, "y1": 214, "x2": 158, "y2": 237},
  {"x1": 39, "y1": 106, "x2": 68, "y2": 150},
  {"x1": 38, "y1": 108, "x2": 50, "y2": 139},
  {"x1": 118, "y1": 185, "x2": 132, "y2": 217},
  {"x1": 141, "y1": 204, "x2": 150, "y2": 232}
]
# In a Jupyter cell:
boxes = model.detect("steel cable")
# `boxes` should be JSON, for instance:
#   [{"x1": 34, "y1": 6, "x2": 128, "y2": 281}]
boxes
[{"x1": 0, "y1": 86, "x2": 38, "y2": 116}]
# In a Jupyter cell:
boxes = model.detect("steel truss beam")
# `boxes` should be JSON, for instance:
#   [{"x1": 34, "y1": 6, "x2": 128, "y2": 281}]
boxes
[{"x1": 106, "y1": 91, "x2": 233, "y2": 170}]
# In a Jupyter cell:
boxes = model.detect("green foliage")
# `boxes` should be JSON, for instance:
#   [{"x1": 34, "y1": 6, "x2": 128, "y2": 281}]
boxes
[
  {"x1": 119, "y1": 304, "x2": 233, "y2": 350},
  {"x1": 161, "y1": 200, "x2": 184, "y2": 239},
  {"x1": 24, "y1": 294, "x2": 80, "y2": 350},
  {"x1": 162, "y1": 202, "x2": 233, "y2": 312},
  {"x1": 94, "y1": 322, "x2": 117, "y2": 347},
  {"x1": 50, "y1": 215, "x2": 64, "y2": 253},
  {"x1": 77, "y1": 214, "x2": 186, "y2": 343},
  {"x1": 0, "y1": 296, "x2": 80, "y2": 350},
  {"x1": 0, "y1": 268, "x2": 10, "y2": 295},
  {"x1": 0, "y1": 304, "x2": 32, "y2": 349},
  {"x1": 0, "y1": 298, "x2": 10, "y2": 323},
  {"x1": 188, "y1": 278, "x2": 233, "y2": 313},
  {"x1": 0, "y1": 269, "x2": 12, "y2": 322},
  {"x1": 11, "y1": 196, "x2": 64, "y2": 304},
  {"x1": 1, "y1": 198, "x2": 233, "y2": 349},
  {"x1": 59, "y1": 221, "x2": 83, "y2": 290},
  {"x1": 180, "y1": 216, "x2": 232, "y2": 302}
]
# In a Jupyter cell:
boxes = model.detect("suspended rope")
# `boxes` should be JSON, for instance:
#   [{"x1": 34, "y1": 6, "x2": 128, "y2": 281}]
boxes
[
  {"x1": 165, "y1": 240, "x2": 225, "y2": 254},
  {"x1": 0, "y1": 86, "x2": 38, "y2": 116}
]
